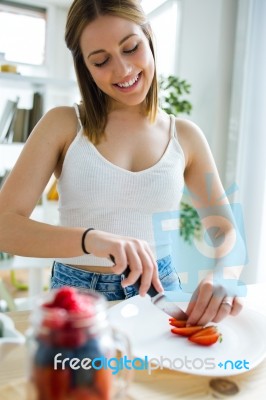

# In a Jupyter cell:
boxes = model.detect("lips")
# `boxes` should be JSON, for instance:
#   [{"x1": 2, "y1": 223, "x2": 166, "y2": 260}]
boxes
[{"x1": 114, "y1": 72, "x2": 141, "y2": 89}]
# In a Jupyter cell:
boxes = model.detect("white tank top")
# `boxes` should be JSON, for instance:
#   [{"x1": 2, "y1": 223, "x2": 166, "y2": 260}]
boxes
[{"x1": 55, "y1": 105, "x2": 185, "y2": 266}]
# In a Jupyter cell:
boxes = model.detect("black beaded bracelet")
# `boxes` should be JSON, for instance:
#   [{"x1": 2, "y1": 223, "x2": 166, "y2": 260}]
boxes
[{"x1": 81, "y1": 228, "x2": 94, "y2": 254}]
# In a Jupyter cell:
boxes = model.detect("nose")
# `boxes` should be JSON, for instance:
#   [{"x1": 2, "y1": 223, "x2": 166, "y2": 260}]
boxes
[{"x1": 113, "y1": 56, "x2": 132, "y2": 80}]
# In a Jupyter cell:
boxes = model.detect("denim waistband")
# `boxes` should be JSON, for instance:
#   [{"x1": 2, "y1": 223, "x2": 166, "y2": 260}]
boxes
[{"x1": 50, "y1": 254, "x2": 181, "y2": 301}]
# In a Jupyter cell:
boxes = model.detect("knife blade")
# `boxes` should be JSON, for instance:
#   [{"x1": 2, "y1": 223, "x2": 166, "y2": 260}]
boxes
[{"x1": 110, "y1": 255, "x2": 187, "y2": 320}]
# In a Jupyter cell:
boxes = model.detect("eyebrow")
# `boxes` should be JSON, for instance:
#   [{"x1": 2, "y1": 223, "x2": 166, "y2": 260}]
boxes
[{"x1": 87, "y1": 33, "x2": 139, "y2": 59}]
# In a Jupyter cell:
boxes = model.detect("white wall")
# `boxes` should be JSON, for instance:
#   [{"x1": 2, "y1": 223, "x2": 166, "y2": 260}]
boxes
[
  {"x1": 43, "y1": 2, "x2": 78, "y2": 108},
  {"x1": 230, "y1": 0, "x2": 266, "y2": 284},
  {"x1": 178, "y1": 0, "x2": 266, "y2": 284},
  {"x1": 177, "y1": 0, "x2": 238, "y2": 182},
  {"x1": 148, "y1": 0, "x2": 180, "y2": 76}
]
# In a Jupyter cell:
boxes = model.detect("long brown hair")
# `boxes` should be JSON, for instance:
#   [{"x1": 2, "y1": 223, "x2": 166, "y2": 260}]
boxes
[{"x1": 65, "y1": 0, "x2": 158, "y2": 144}]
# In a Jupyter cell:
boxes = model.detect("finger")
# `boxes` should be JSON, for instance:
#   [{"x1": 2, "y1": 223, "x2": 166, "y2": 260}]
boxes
[
  {"x1": 144, "y1": 246, "x2": 164, "y2": 294},
  {"x1": 120, "y1": 251, "x2": 142, "y2": 288},
  {"x1": 196, "y1": 285, "x2": 228, "y2": 325},
  {"x1": 230, "y1": 296, "x2": 244, "y2": 316},
  {"x1": 212, "y1": 295, "x2": 244, "y2": 322},
  {"x1": 138, "y1": 254, "x2": 154, "y2": 296},
  {"x1": 197, "y1": 294, "x2": 228, "y2": 326},
  {"x1": 110, "y1": 250, "x2": 128, "y2": 274},
  {"x1": 185, "y1": 286, "x2": 199, "y2": 316},
  {"x1": 211, "y1": 296, "x2": 234, "y2": 323},
  {"x1": 138, "y1": 248, "x2": 164, "y2": 296},
  {"x1": 151, "y1": 268, "x2": 164, "y2": 294},
  {"x1": 186, "y1": 281, "x2": 213, "y2": 326}
]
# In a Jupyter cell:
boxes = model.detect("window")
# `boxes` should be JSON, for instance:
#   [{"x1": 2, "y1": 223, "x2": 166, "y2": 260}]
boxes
[
  {"x1": 141, "y1": 0, "x2": 168, "y2": 14},
  {"x1": 142, "y1": 0, "x2": 180, "y2": 75},
  {"x1": 227, "y1": 0, "x2": 266, "y2": 283},
  {"x1": 0, "y1": 1, "x2": 46, "y2": 65}
]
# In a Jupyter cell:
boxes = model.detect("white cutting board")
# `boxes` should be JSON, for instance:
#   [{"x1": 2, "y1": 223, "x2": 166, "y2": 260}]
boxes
[{"x1": 108, "y1": 295, "x2": 266, "y2": 376}]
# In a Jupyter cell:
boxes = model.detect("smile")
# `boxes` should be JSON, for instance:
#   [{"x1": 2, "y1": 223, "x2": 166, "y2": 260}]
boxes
[{"x1": 115, "y1": 73, "x2": 141, "y2": 88}]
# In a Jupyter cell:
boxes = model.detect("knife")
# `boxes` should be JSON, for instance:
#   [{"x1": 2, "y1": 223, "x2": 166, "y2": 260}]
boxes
[{"x1": 109, "y1": 255, "x2": 187, "y2": 320}]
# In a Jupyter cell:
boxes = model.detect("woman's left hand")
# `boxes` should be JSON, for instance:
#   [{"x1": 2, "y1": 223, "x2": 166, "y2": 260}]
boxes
[{"x1": 185, "y1": 275, "x2": 244, "y2": 326}]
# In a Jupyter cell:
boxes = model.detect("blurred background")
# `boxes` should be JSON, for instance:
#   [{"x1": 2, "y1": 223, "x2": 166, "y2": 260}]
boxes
[{"x1": 0, "y1": 0, "x2": 265, "y2": 309}]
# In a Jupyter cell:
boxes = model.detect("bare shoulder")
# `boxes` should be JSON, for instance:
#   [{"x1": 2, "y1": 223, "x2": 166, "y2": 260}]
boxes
[
  {"x1": 44, "y1": 105, "x2": 76, "y2": 122},
  {"x1": 174, "y1": 117, "x2": 209, "y2": 167},
  {"x1": 31, "y1": 106, "x2": 79, "y2": 177},
  {"x1": 27, "y1": 106, "x2": 79, "y2": 160},
  {"x1": 175, "y1": 117, "x2": 206, "y2": 145},
  {"x1": 36, "y1": 106, "x2": 78, "y2": 140}
]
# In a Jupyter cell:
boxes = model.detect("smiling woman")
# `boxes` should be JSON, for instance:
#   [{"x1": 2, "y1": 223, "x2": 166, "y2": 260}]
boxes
[
  {"x1": 79, "y1": 15, "x2": 155, "y2": 126},
  {"x1": 65, "y1": 0, "x2": 158, "y2": 144},
  {"x1": 0, "y1": 0, "x2": 245, "y2": 327}
]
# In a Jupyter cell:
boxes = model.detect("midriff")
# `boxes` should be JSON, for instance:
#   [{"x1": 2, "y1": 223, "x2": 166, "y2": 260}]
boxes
[{"x1": 69, "y1": 264, "x2": 115, "y2": 274}]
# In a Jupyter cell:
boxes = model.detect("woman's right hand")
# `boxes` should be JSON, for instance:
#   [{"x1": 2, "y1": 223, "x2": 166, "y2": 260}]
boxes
[{"x1": 84, "y1": 229, "x2": 164, "y2": 296}]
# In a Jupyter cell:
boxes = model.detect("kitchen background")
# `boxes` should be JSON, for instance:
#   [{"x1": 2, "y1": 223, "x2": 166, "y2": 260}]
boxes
[{"x1": 0, "y1": 0, "x2": 265, "y2": 304}]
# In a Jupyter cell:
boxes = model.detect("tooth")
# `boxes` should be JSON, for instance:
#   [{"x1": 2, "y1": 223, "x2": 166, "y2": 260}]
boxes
[{"x1": 117, "y1": 75, "x2": 138, "y2": 88}]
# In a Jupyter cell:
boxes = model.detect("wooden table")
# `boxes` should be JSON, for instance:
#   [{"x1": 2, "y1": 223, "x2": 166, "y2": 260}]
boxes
[{"x1": 1, "y1": 284, "x2": 266, "y2": 399}]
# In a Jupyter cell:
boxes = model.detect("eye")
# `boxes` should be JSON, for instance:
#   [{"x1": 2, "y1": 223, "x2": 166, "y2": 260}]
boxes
[
  {"x1": 94, "y1": 58, "x2": 109, "y2": 67},
  {"x1": 124, "y1": 43, "x2": 139, "y2": 54}
]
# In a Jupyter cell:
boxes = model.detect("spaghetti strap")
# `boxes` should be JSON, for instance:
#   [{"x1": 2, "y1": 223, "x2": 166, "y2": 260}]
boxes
[
  {"x1": 73, "y1": 103, "x2": 82, "y2": 128},
  {"x1": 170, "y1": 114, "x2": 177, "y2": 138}
]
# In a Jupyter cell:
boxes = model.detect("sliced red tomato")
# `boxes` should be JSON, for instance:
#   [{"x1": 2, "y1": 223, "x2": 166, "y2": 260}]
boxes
[
  {"x1": 188, "y1": 332, "x2": 221, "y2": 346},
  {"x1": 171, "y1": 326, "x2": 203, "y2": 337},
  {"x1": 169, "y1": 319, "x2": 187, "y2": 328},
  {"x1": 189, "y1": 325, "x2": 218, "y2": 337}
]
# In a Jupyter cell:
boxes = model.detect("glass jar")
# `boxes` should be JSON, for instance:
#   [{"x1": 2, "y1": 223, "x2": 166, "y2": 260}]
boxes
[{"x1": 26, "y1": 288, "x2": 132, "y2": 400}]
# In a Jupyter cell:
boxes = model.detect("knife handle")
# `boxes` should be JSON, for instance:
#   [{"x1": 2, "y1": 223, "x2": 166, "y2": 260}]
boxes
[{"x1": 109, "y1": 255, "x2": 159, "y2": 297}]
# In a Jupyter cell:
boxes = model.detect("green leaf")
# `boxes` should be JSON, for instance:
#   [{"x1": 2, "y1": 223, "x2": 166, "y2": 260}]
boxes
[
  {"x1": 159, "y1": 74, "x2": 192, "y2": 116},
  {"x1": 179, "y1": 202, "x2": 202, "y2": 244}
]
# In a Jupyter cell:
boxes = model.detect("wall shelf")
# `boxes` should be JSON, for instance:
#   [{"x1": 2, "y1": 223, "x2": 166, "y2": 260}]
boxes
[{"x1": 0, "y1": 72, "x2": 76, "y2": 88}]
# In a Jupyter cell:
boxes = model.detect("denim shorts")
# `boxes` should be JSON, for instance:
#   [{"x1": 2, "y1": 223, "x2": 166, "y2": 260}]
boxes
[{"x1": 50, "y1": 255, "x2": 182, "y2": 301}]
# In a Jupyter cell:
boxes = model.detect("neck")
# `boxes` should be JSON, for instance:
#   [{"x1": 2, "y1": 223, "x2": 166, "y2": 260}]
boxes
[{"x1": 109, "y1": 99, "x2": 147, "y2": 114}]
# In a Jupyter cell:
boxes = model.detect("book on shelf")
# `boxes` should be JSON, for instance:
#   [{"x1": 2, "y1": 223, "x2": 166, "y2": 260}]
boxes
[
  {"x1": 0, "y1": 92, "x2": 44, "y2": 143},
  {"x1": 0, "y1": 98, "x2": 19, "y2": 144},
  {"x1": 28, "y1": 92, "x2": 44, "y2": 134},
  {"x1": 11, "y1": 108, "x2": 31, "y2": 142}
]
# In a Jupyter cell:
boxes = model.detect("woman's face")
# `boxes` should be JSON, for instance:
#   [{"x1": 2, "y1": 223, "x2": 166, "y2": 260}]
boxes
[{"x1": 80, "y1": 15, "x2": 155, "y2": 110}]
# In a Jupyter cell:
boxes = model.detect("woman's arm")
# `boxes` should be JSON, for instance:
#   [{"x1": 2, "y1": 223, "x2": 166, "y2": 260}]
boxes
[
  {"x1": 176, "y1": 118, "x2": 245, "y2": 325},
  {"x1": 0, "y1": 108, "x2": 163, "y2": 295},
  {"x1": 0, "y1": 106, "x2": 86, "y2": 257}
]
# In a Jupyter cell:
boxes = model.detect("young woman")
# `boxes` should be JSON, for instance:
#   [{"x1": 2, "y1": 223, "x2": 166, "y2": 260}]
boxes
[{"x1": 0, "y1": 0, "x2": 244, "y2": 325}]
